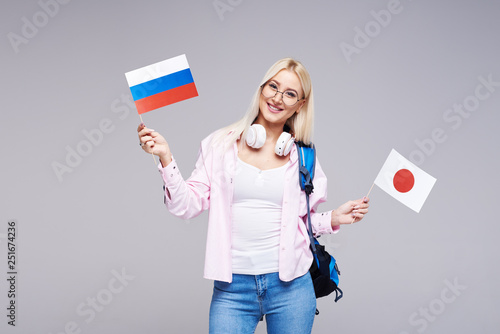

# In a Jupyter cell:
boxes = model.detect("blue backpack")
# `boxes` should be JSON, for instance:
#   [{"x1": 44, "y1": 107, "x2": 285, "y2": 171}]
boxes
[{"x1": 296, "y1": 142, "x2": 343, "y2": 305}]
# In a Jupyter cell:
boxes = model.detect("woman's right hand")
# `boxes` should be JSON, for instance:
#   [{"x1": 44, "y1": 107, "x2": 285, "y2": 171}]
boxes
[{"x1": 137, "y1": 123, "x2": 172, "y2": 167}]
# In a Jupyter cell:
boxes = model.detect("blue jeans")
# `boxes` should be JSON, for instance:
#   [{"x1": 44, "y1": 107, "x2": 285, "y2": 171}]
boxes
[{"x1": 209, "y1": 272, "x2": 316, "y2": 334}]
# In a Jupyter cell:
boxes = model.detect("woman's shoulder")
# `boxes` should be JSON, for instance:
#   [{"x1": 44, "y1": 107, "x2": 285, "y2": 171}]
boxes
[
  {"x1": 202, "y1": 128, "x2": 231, "y2": 141},
  {"x1": 200, "y1": 127, "x2": 239, "y2": 152}
]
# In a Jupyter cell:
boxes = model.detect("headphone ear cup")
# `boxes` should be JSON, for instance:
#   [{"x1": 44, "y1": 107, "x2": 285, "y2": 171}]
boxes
[
  {"x1": 275, "y1": 132, "x2": 294, "y2": 156},
  {"x1": 283, "y1": 136, "x2": 295, "y2": 156},
  {"x1": 246, "y1": 124, "x2": 266, "y2": 149}
]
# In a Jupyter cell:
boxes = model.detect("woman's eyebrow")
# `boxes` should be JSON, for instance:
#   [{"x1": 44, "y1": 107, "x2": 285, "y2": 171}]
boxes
[{"x1": 271, "y1": 79, "x2": 299, "y2": 93}]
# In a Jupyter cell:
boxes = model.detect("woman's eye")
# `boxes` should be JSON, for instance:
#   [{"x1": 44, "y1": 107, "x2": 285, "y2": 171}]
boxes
[
  {"x1": 285, "y1": 91, "x2": 297, "y2": 99},
  {"x1": 269, "y1": 83, "x2": 278, "y2": 90}
]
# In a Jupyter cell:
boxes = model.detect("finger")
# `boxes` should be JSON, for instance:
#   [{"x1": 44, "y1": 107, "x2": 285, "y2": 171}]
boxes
[
  {"x1": 139, "y1": 136, "x2": 153, "y2": 150},
  {"x1": 356, "y1": 197, "x2": 368, "y2": 204},
  {"x1": 351, "y1": 212, "x2": 364, "y2": 220},
  {"x1": 352, "y1": 197, "x2": 367, "y2": 206},
  {"x1": 140, "y1": 137, "x2": 153, "y2": 146},
  {"x1": 140, "y1": 135, "x2": 153, "y2": 143},
  {"x1": 138, "y1": 127, "x2": 156, "y2": 137},
  {"x1": 139, "y1": 127, "x2": 155, "y2": 135},
  {"x1": 137, "y1": 122, "x2": 145, "y2": 132},
  {"x1": 351, "y1": 209, "x2": 364, "y2": 215},
  {"x1": 353, "y1": 202, "x2": 369, "y2": 210},
  {"x1": 347, "y1": 200, "x2": 358, "y2": 208},
  {"x1": 354, "y1": 203, "x2": 369, "y2": 210}
]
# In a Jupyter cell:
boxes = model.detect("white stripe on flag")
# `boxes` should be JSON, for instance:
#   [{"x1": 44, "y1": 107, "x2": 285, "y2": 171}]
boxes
[
  {"x1": 125, "y1": 54, "x2": 190, "y2": 87},
  {"x1": 374, "y1": 149, "x2": 437, "y2": 213}
]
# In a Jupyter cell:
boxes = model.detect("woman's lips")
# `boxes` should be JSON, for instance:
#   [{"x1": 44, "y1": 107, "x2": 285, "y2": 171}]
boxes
[{"x1": 267, "y1": 103, "x2": 283, "y2": 113}]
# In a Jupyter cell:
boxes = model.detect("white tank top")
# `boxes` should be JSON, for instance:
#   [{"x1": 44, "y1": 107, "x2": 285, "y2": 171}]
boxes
[{"x1": 231, "y1": 157, "x2": 288, "y2": 275}]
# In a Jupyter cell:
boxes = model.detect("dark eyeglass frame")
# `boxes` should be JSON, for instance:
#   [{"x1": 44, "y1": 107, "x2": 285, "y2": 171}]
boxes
[{"x1": 260, "y1": 82, "x2": 305, "y2": 106}]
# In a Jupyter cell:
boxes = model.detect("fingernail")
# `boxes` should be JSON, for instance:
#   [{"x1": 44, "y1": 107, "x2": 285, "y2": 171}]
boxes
[
  {"x1": 140, "y1": 122, "x2": 144, "y2": 126},
  {"x1": 351, "y1": 213, "x2": 356, "y2": 217},
  {"x1": 363, "y1": 196, "x2": 368, "y2": 203},
  {"x1": 354, "y1": 205, "x2": 359, "y2": 209}
]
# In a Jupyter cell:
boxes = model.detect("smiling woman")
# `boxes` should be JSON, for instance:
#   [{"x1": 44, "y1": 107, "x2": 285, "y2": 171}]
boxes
[
  {"x1": 217, "y1": 58, "x2": 315, "y2": 151},
  {"x1": 257, "y1": 70, "x2": 306, "y2": 133},
  {"x1": 136, "y1": 58, "x2": 369, "y2": 334}
]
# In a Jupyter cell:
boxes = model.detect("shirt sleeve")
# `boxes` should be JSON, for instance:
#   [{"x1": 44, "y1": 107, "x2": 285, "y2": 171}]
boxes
[
  {"x1": 307, "y1": 158, "x2": 340, "y2": 236},
  {"x1": 157, "y1": 142, "x2": 212, "y2": 220}
]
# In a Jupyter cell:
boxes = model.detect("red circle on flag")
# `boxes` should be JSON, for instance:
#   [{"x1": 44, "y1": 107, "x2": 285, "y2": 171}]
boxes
[{"x1": 393, "y1": 169, "x2": 415, "y2": 193}]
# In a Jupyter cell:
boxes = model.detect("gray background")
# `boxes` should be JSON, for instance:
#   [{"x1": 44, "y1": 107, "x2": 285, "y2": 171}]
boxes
[{"x1": 1, "y1": 0, "x2": 499, "y2": 333}]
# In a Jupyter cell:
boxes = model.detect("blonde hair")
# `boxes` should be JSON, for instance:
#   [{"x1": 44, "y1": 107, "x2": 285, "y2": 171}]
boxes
[{"x1": 214, "y1": 58, "x2": 314, "y2": 149}]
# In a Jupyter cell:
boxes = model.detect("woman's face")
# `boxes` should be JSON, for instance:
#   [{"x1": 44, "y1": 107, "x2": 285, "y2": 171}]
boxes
[{"x1": 258, "y1": 69, "x2": 305, "y2": 127}]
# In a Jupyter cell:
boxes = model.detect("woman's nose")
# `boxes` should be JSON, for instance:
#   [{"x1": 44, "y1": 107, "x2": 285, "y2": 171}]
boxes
[{"x1": 272, "y1": 91, "x2": 284, "y2": 104}]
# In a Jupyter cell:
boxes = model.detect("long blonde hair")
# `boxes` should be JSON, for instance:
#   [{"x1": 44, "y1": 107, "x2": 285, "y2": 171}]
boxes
[{"x1": 214, "y1": 58, "x2": 314, "y2": 149}]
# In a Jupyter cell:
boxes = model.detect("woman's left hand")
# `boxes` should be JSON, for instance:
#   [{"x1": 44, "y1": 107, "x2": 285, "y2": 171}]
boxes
[{"x1": 331, "y1": 197, "x2": 370, "y2": 227}]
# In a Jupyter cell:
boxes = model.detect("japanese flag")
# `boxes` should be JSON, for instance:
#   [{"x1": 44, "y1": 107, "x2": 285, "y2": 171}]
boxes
[{"x1": 374, "y1": 149, "x2": 437, "y2": 213}]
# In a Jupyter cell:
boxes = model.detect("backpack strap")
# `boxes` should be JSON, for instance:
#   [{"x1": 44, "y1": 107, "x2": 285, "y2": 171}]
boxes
[
  {"x1": 297, "y1": 142, "x2": 315, "y2": 196},
  {"x1": 297, "y1": 142, "x2": 333, "y2": 267},
  {"x1": 296, "y1": 142, "x2": 344, "y2": 307},
  {"x1": 296, "y1": 142, "x2": 317, "y2": 254}
]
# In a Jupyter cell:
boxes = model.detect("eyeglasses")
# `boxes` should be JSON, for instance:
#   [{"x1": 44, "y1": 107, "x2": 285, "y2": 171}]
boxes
[{"x1": 261, "y1": 82, "x2": 304, "y2": 106}]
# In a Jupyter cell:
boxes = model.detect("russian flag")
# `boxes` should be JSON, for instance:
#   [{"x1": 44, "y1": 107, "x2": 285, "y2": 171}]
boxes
[{"x1": 125, "y1": 54, "x2": 198, "y2": 114}]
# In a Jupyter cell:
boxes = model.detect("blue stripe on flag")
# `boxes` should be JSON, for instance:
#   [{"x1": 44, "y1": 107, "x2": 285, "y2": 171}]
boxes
[{"x1": 129, "y1": 68, "x2": 194, "y2": 101}]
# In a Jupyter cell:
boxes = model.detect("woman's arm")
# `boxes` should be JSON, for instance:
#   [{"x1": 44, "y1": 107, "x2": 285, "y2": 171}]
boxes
[
  {"x1": 137, "y1": 123, "x2": 211, "y2": 219},
  {"x1": 307, "y1": 158, "x2": 370, "y2": 235},
  {"x1": 137, "y1": 123, "x2": 172, "y2": 166},
  {"x1": 330, "y1": 197, "x2": 370, "y2": 227}
]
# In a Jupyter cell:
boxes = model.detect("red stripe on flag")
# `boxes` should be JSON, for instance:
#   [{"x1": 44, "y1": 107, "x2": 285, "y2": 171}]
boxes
[{"x1": 134, "y1": 82, "x2": 198, "y2": 114}]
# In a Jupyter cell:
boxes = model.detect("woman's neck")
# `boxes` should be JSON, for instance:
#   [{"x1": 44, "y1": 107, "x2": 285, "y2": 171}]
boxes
[{"x1": 254, "y1": 116, "x2": 286, "y2": 142}]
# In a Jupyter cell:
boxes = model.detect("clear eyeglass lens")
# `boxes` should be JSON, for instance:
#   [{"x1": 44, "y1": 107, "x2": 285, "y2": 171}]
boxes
[{"x1": 262, "y1": 83, "x2": 299, "y2": 106}]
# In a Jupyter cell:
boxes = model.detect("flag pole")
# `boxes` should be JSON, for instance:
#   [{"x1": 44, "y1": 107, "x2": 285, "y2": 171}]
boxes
[
  {"x1": 126, "y1": 54, "x2": 198, "y2": 168},
  {"x1": 139, "y1": 114, "x2": 157, "y2": 166},
  {"x1": 351, "y1": 182, "x2": 374, "y2": 224}
]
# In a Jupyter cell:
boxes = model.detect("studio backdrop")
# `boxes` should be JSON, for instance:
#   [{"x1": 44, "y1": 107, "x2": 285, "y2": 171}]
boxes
[{"x1": 1, "y1": 0, "x2": 499, "y2": 333}]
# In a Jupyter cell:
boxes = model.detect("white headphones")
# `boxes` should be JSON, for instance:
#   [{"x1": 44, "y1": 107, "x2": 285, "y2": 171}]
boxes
[{"x1": 245, "y1": 124, "x2": 295, "y2": 156}]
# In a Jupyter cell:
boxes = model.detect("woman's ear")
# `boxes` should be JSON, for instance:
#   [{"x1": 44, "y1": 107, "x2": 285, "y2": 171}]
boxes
[{"x1": 296, "y1": 99, "x2": 306, "y2": 114}]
